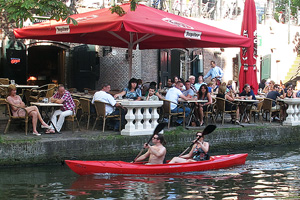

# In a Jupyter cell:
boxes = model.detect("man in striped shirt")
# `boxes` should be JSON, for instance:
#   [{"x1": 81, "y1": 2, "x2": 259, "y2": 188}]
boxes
[{"x1": 47, "y1": 84, "x2": 75, "y2": 133}]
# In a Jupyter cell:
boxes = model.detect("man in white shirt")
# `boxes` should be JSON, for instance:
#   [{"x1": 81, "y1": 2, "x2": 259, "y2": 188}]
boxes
[
  {"x1": 165, "y1": 81, "x2": 191, "y2": 125},
  {"x1": 92, "y1": 83, "x2": 125, "y2": 131}
]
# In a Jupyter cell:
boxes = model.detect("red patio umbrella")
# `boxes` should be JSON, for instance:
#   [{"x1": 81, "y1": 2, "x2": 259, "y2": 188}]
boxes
[
  {"x1": 239, "y1": 0, "x2": 258, "y2": 94},
  {"x1": 14, "y1": 3, "x2": 251, "y2": 78}
]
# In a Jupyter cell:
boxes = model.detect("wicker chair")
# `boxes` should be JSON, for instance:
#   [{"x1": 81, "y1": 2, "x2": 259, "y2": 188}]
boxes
[
  {"x1": 262, "y1": 98, "x2": 280, "y2": 123},
  {"x1": 29, "y1": 84, "x2": 57, "y2": 102},
  {"x1": 249, "y1": 99, "x2": 264, "y2": 123},
  {"x1": 162, "y1": 99, "x2": 185, "y2": 128},
  {"x1": 92, "y1": 100, "x2": 121, "y2": 132},
  {"x1": 203, "y1": 98, "x2": 216, "y2": 125},
  {"x1": 79, "y1": 98, "x2": 94, "y2": 129},
  {"x1": 0, "y1": 78, "x2": 9, "y2": 98},
  {"x1": 215, "y1": 97, "x2": 237, "y2": 125},
  {"x1": 4, "y1": 99, "x2": 30, "y2": 135},
  {"x1": 65, "y1": 99, "x2": 81, "y2": 133}
]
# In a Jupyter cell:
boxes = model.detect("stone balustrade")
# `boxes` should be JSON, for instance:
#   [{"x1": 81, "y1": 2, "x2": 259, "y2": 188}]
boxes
[
  {"x1": 282, "y1": 98, "x2": 300, "y2": 126},
  {"x1": 120, "y1": 100, "x2": 163, "y2": 136}
]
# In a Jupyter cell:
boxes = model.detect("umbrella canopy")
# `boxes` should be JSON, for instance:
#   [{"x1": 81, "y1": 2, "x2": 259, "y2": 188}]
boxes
[
  {"x1": 14, "y1": 3, "x2": 251, "y2": 77},
  {"x1": 238, "y1": 0, "x2": 258, "y2": 94}
]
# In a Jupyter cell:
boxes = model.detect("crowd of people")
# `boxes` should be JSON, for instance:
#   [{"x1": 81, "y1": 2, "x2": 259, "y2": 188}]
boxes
[{"x1": 6, "y1": 59, "x2": 300, "y2": 136}]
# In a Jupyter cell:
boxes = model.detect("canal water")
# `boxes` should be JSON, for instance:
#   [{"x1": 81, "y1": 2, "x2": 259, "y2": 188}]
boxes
[{"x1": 0, "y1": 144, "x2": 300, "y2": 199}]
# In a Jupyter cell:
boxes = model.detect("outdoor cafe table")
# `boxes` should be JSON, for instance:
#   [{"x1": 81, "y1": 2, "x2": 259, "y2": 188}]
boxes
[
  {"x1": 234, "y1": 99, "x2": 259, "y2": 123},
  {"x1": 0, "y1": 84, "x2": 39, "y2": 89},
  {"x1": 178, "y1": 98, "x2": 208, "y2": 125},
  {"x1": 116, "y1": 100, "x2": 163, "y2": 136},
  {"x1": 30, "y1": 102, "x2": 63, "y2": 132},
  {"x1": 71, "y1": 92, "x2": 93, "y2": 100}
]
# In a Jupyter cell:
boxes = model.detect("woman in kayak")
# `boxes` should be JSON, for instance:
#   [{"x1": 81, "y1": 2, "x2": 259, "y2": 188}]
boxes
[
  {"x1": 168, "y1": 132, "x2": 209, "y2": 163},
  {"x1": 134, "y1": 134, "x2": 167, "y2": 165}
]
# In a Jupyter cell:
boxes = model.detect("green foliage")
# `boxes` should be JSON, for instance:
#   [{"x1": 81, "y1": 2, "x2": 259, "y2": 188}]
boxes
[
  {"x1": 110, "y1": 5, "x2": 126, "y2": 16},
  {"x1": 109, "y1": 0, "x2": 139, "y2": 16},
  {"x1": 0, "y1": 0, "x2": 76, "y2": 28}
]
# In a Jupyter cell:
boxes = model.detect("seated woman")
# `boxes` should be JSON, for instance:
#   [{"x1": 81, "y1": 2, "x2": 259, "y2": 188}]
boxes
[
  {"x1": 114, "y1": 78, "x2": 142, "y2": 100},
  {"x1": 263, "y1": 80, "x2": 275, "y2": 94},
  {"x1": 195, "y1": 84, "x2": 212, "y2": 126},
  {"x1": 168, "y1": 132, "x2": 209, "y2": 164},
  {"x1": 6, "y1": 84, "x2": 51, "y2": 136},
  {"x1": 282, "y1": 85, "x2": 295, "y2": 120},
  {"x1": 217, "y1": 84, "x2": 240, "y2": 124}
]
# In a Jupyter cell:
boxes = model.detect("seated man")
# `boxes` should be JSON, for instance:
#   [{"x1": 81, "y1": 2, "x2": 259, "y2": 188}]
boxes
[
  {"x1": 165, "y1": 81, "x2": 191, "y2": 125},
  {"x1": 239, "y1": 84, "x2": 256, "y2": 100},
  {"x1": 92, "y1": 83, "x2": 125, "y2": 131},
  {"x1": 266, "y1": 84, "x2": 284, "y2": 120},
  {"x1": 134, "y1": 134, "x2": 167, "y2": 164},
  {"x1": 183, "y1": 80, "x2": 195, "y2": 98},
  {"x1": 47, "y1": 84, "x2": 75, "y2": 133}
]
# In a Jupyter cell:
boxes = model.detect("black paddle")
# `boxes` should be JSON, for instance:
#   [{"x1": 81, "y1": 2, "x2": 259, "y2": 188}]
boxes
[
  {"x1": 133, "y1": 123, "x2": 166, "y2": 162},
  {"x1": 179, "y1": 124, "x2": 216, "y2": 157}
]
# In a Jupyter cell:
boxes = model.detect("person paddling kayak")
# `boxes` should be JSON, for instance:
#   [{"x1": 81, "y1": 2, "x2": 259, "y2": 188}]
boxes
[
  {"x1": 168, "y1": 132, "x2": 209, "y2": 164},
  {"x1": 134, "y1": 134, "x2": 167, "y2": 165}
]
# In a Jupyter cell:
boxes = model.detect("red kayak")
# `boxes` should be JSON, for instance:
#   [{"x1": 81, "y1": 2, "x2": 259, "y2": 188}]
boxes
[{"x1": 65, "y1": 153, "x2": 248, "y2": 175}]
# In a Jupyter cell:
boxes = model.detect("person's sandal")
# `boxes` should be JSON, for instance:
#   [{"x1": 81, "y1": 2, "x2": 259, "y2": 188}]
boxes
[
  {"x1": 235, "y1": 120, "x2": 240, "y2": 125},
  {"x1": 45, "y1": 129, "x2": 55, "y2": 134},
  {"x1": 33, "y1": 132, "x2": 41, "y2": 136}
]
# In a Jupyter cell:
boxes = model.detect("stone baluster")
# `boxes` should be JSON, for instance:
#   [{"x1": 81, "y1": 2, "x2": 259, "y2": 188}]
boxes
[
  {"x1": 151, "y1": 107, "x2": 159, "y2": 128},
  {"x1": 282, "y1": 99, "x2": 300, "y2": 126},
  {"x1": 143, "y1": 107, "x2": 151, "y2": 129},
  {"x1": 121, "y1": 101, "x2": 163, "y2": 136},
  {"x1": 124, "y1": 106, "x2": 135, "y2": 132},
  {"x1": 135, "y1": 107, "x2": 143, "y2": 130}
]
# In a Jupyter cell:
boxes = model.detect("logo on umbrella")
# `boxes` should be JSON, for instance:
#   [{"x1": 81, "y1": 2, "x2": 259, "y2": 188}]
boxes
[{"x1": 162, "y1": 18, "x2": 194, "y2": 30}]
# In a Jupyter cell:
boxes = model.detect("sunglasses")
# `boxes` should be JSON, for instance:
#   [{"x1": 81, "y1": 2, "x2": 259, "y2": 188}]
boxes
[{"x1": 152, "y1": 137, "x2": 159, "y2": 140}]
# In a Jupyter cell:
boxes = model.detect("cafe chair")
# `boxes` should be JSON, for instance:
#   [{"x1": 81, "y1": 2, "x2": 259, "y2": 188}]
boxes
[
  {"x1": 29, "y1": 84, "x2": 57, "y2": 102},
  {"x1": 215, "y1": 97, "x2": 237, "y2": 125},
  {"x1": 0, "y1": 78, "x2": 9, "y2": 98},
  {"x1": 249, "y1": 99, "x2": 264, "y2": 123},
  {"x1": 92, "y1": 100, "x2": 121, "y2": 132},
  {"x1": 79, "y1": 98, "x2": 95, "y2": 130},
  {"x1": 162, "y1": 99, "x2": 185, "y2": 128},
  {"x1": 65, "y1": 99, "x2": 81, "y2": 133},
  {"x1": 203, "y1": 98, "x2": 216, "y2": 125},
  {"x1": 262, "y1": 98, "x2": 281, "y2": 123},
  {"x1": 4, "y1": 99, "x2": 30, "y2": 135}
]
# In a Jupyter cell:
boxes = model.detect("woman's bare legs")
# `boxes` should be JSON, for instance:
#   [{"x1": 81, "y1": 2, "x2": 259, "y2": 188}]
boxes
[
  {"x1": 29, "y1": 110, "x2": 38, "y2": 133},
  {"x1": 168, "y1": 157, "x2": 195, "y2": 164},
  {"x1": 236, "y1": 107, "x2": 240, "y2": 121},
  {"x1": 25, "y1": 106, "x2": 48, "y2": 126},
  {"x1": 198, "y1": 106, "x2": 204, "y2": 125}
]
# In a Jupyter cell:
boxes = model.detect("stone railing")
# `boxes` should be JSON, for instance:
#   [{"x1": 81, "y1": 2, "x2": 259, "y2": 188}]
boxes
[
  {"x1": 119, "y1": 100, "x2": 163, "y2": 136},
  {"x1": 282, "y1": 98, "x2": 300, "y2": 126}
]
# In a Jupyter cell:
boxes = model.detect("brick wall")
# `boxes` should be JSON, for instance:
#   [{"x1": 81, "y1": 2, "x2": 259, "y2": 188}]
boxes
[{"x1": 97, "y1": 48, "x2": 159, "y2": 90}]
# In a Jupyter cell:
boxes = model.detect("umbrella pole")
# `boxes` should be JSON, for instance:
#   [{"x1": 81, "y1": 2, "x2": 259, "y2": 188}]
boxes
[{"x1": 128, "y1": 47, "x2": 133, "y2": 78}]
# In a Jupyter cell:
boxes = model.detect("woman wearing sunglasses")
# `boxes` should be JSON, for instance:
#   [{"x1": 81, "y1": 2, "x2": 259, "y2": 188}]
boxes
[{"x1": 168, "y1": 132, "x2": 209, "y2": 164}]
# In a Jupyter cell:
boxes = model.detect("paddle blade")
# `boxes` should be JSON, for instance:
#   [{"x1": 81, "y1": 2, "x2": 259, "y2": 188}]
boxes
[
  {"x1": 202, "y1": 125, "x2": 217, "y2": 136},
  {"x1": 154, "y1": 123, "x2": 166, "y2": 135}
]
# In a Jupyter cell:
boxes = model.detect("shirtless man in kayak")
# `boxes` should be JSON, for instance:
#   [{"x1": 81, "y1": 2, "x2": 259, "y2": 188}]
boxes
[{"x1": 134, "y1": 134, "x2": 167, "y2": 164}]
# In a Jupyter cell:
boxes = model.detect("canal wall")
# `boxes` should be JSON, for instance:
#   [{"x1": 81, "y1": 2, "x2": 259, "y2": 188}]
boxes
[{"x1": 0, "y1": 125, "x2": 300, "y2": 166}]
